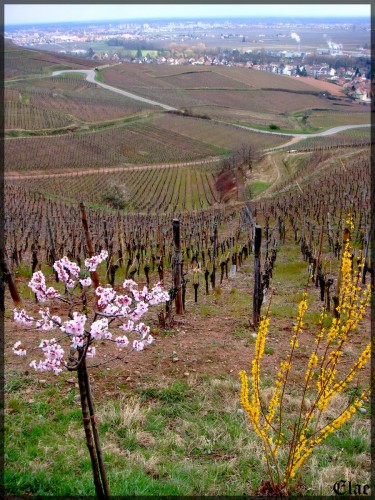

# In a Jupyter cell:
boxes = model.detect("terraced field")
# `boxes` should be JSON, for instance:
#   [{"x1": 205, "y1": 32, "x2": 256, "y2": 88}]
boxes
[
  {"x1": 101, "y1": 63, "x2": 369, "y2": 129},
  {"x1": 307, "y1": 110, "x2": 371, "y2": 128},
  {"x1": 288, "y1": 126, "x2": 373, "y2": 151},
  {"x1": 9, "y1": 164, "x2": 221, "y2": 213},
  {"x1": 4, "y1": 42, "x2": 94, "y2": 79},
  {"x1": 4, "y1": 101, "x2": 75, "y2": 130},
  {"x1": 4, "y1": 122, "x2": 222, "y2": 173},
  {"x1": 5, "y1": 76, "x2": 158, "y2": 126},
  {"x1": 150, "y1": 114, "x2": 287, "y2": 150}
]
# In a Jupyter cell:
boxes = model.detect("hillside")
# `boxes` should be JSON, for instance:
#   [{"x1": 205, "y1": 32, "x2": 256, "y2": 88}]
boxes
[{"x1": 3, "y1": 41, "x2": 371, "y2": 498}]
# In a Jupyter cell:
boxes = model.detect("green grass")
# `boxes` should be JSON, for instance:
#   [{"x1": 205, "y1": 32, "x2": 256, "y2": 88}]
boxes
[
  {"x1": 5, "y1": 370, "x2": 370, "y2": 496},
  {"x1": 4, "y1": 372, "x2": 264, "y2": 496},
  {"x1": 94, "y1": 68, "x2": 105, "y2": 83},
  {"x1": 236, "y1": 121, "x2": 320, "y2": 135},
  {"x1": 248, "y1": 181, "x2": 269, "y2": 198}
]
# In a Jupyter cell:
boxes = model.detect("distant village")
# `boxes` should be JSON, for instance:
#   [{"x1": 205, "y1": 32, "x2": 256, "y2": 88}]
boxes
[
  {"x1": 6, "y1": 18, "x2": 372, "y2": 104},
  {"x1": 89, "y1": 49, "x2": 372, "y2": 104}
]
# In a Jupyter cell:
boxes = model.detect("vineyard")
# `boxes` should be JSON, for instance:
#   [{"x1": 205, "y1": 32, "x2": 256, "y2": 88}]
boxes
[
  {"x1": 150, "y1": 113, "x2": 288, "y2": 150},
  {"x1": 102, "y1": 63, "x2": 368, "y2": 122},
  {"x1": 283, "y1": 126, "x2": 373, "y2": 152},
  {"x1": 4, "y1": 122, "x2": 223, "y2": 173},
  {"x1": 4, "y1": 101, "x2": 75, "y2": 130},
  {"x1": 307, "y1": 110, "x2": 371, "y2": 129},
  {"x1": 9, "y1": 164, "x2": 221, "y2": 213},
  {"x1": 3, "y1": 41, "x2": 372, "y2": 497},
  {"x1": 5, "y1": 76, "x2": 158, "y2": 126},
  {"x1": 4, "y1": 40, "x2": 94, "y2": 79}
]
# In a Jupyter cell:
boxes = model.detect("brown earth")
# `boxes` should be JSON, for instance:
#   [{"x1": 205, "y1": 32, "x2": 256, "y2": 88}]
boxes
[
  {"x1": 4, "y1": 157, "x2": 221, "y2": 181},
  {"x1": 296, "y1": 76, "x2": 347, "y2": 97},
  {"x1": 5, "y1": 260, "x2": 371, "y2": 398}
]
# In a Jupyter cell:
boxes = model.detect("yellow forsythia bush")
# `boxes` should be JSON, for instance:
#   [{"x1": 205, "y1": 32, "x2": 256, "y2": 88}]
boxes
[{"x1": 239, "y1": 220, "x2": 371, "y2": 495}]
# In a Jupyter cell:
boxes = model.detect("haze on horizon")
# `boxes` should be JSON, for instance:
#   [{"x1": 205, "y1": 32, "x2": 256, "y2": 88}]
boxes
[{"x1": 4, "y1": 3, "x2": 371, "y2": 26}]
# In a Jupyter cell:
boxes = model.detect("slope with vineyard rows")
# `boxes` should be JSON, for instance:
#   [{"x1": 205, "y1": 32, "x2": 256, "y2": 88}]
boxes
[{"x1": 3, "y1": 41, "x2": 371, "y2": 497}]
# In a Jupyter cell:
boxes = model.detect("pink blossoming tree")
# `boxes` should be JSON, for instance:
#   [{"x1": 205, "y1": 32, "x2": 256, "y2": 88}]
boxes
[{"x1": 12, "y1": 251, "x2": 169, "y2": 498}]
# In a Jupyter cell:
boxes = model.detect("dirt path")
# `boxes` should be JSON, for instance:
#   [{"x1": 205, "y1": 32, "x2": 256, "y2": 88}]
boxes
[
  {"x1": 252, "y1": 153, "x2": 282, "y2": 200},
  {"x1": 5, "y1": 157, "x2": 222, "y2": 181}
]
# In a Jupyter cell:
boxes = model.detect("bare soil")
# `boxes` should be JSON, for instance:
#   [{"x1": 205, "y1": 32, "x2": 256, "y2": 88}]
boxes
[
  {"x1": 5, "y1": 261, "x2": 370, "y2": 398},
  {"x1": 295, "y1": 77, "x2": 347, "y2": 97}
]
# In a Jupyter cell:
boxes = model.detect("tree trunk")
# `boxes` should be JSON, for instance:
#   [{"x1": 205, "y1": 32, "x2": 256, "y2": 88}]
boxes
[
  {"x1": 173, "y1": 219, "x2": 183, "y2": 314},
  {"x1": 77, "y1": 360, "x2": 107, "y2": 498},
  {"x1": 82, "y1": 359, "x2": 110, "y2": 498},
  {"x1": 80, "y1": 203, "x2": 100, "y2": 290}
]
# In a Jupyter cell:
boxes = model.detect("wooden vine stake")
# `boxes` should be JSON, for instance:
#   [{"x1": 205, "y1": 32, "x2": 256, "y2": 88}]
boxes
[
  {"x1": 253, "y1": 225, "x2": 262, "y2": 327},
  {"x1": 314, "y1": 225, "x2": 324, "y2": 287},
  {"x1": 173, "y1": 219, "x2": 183, "y2": 314},
  {"x1": 212, "y1": 221, "x2": 218, "y2": 289},
  {"x1": 80, "y1": 202, "x2": 99, "y2": 290},
  {"x1": 0, "y1": 249, "x2": 22, "y2": 307}
]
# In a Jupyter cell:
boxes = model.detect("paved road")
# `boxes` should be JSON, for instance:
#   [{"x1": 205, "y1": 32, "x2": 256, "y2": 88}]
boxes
[
  {"x1": 52, "y1": 69, "x2": 177, "y2": 111},
  {"x1": 220, "y1": 120, "x2": 372, "y2": 138},
  {"x1": 10, "y1": 67, "x2": 372, "y2": 139},
  {"x1": 51, "y1": 68, "x2": 371, "y2": 139}
]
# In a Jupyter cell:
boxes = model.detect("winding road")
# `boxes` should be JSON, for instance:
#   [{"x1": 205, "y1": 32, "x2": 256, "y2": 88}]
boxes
[
  {"x1": 52, "y1": 68, "x2": 371, "y2": 140},
  {"x1": 52, "y1": 69, "x2": 177, "y2": 111},
  {"x1": 5, "y1": 67, "x2": 371, "y2": 182}
]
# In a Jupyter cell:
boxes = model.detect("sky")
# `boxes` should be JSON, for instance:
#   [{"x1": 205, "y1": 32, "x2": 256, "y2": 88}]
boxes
[{"x1": 4, "y1": 3, "x2": 371, "y2": 26}]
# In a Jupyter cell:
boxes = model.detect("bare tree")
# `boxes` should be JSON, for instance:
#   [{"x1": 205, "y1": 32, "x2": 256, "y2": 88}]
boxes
[{"x1": 217, "y1": 143, "x2": 257, "y2": 201}]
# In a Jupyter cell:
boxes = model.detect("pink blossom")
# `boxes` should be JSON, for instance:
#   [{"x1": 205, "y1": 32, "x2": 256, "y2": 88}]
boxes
[
  {"x1": 32, "y1": 358, "x2": 64, "y2": 375},
  {"x1": 66, "y1": 279, "x2": 76, "y2": 289},
  {"x1": 152, "y1": 282, "x2": 163, "y2": 294},
  {"x1": 145, "y1": 334, "x2": 154, "y2": 345},
  {"x1": 119, "y1": 319, "x2": 135, "y2": 332},
  {"x1": 31, "y1": 339, "x2": 65, "y2": 375},
  {"x1": 103, "y1": 304, "x2": 121, "y2": 316},
  {"x1": 14, "y1": 308, "x2": 34, "y2": 327},
  {"x1": 45, "y1": 286, "x2": 60, "y2": 299},
  {"x1": 136, "y1": 322, "x2": 150, "y2": 339},
  {"x1": 28, "y1": 272, "x2": 60, "y2": 302},
  {"x1": 135, "y1": 301, "x2": 149, "y2": 315},
  {"x1": 80, "y1": 277, "x2": 92, "y2": 287},
  {"x1": 147, "y1": 285, "x2": 170, "y2": 305},
  {"x1": 115, "y1": 294, "x2": 132, "y2": 307},
  {"x1": 123, "y1": 279, "x2": 137, "y2": 290},
  {"x1": 70, "y1": 335, "x2": 85, "y2": 348},
  {"x1": 53, "y1": 260, "x2": 69, "y2": 282},
  {"x1": 13, "y1": 265, "x2": 169, "y2": 375},
  {"x1": 96, "y1": 286, "x2": 116, "y2": 308},
  {"x1": 36, "y1": 308, "x2": 61, "y2": 331},
  {"x1": 62, "y1": 256, "x2": 80, "y2": 278},
  {"x1": 115, "y1": 336, "x2": 129, "y2": 348},
  {"x1": 90, "y1": 318, "x2": 109, "y2": 340},
  {"x1": 39, "y1": 338, "x2": 58, "y2": 349},
  {"x1": 53, "y1": 256, "x2": 80, "y2": 281},
  {"x1": 84, "y1": 250, "x2": 108, "y2": 272},
  {"x1": 129, "y1": 310, "x2": 142, "y2": 322},
  {"x1": 13, "y1": 341, "x2": 27, "y2": 356},
  {"x1": 42, "y1": 343, "x2": 65, "y2": 361},
  {"x1": 29, "y1": 271, "x2": 47, "y2": 301},
  {"x1": 61, "y1": 312, "x2": 86, "y2": 336},
  {"x1": 133, "y1": 340, "x2": 145, "y2": 352},
  {"x1": 132, "y1": 289, "x2": 141, "y2": 302},
  {"x1": 86, "y1": 346, "x2": 96, "y2": 358}
]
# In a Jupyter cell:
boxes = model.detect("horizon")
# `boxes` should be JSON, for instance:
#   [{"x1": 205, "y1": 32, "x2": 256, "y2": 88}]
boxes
[{"x1": 4, "y1": 4, "x2": 371, "y2": 27}]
